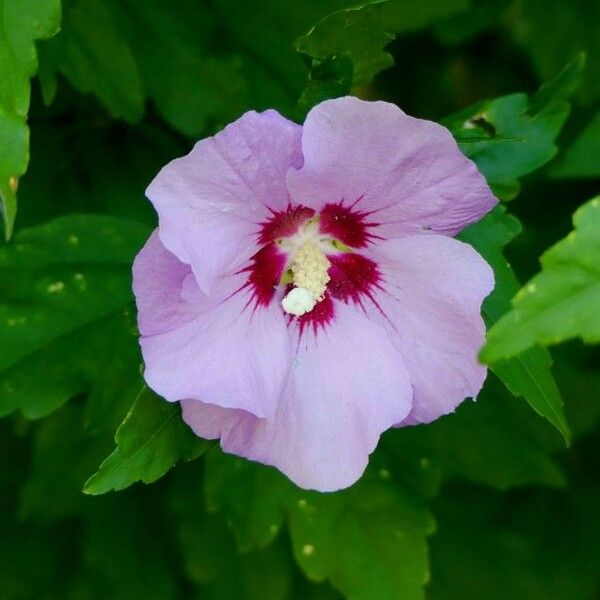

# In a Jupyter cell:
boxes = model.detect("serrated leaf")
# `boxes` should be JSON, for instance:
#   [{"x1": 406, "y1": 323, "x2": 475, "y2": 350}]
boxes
[
  {"x1": 297, "y1": 0, "x2": 468, "y2": 86},
  {"x1": 459, "y1": 207, "x2": 570, "y2": 441},
  {"x1": 552, "y1": 110, "x2": 600, "y2": 179},
  {"x1": 444, "y1": 56, "x2": 583, "y2": 198},
  {"x1": 205, "y1": 450, "x2": 434, "y2": 600},
  {"x1": 0, "y1": 0, "x2": 61, "y2": 238},
  {"x1": 0, "y1": 215, "x2": 149, "y2": 420},
  {"x1": 84, "y1": 387, "x2": 206, "y2": 495},
  {"x1": 483, "y1": 197, "x2": 600, "y2": 362}
]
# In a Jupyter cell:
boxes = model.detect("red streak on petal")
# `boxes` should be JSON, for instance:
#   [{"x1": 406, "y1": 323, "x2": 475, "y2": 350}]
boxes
[
  {"x1": 259, "y1": 205, "x2": 315, "y2": 244},
  {"x1": 241, "y1": 243, "x2": 286, "y2": 307},
  {"x1": 328, "y1": 253, "x2": 382, "y2": 308},
  {"x1": 295, "y1": 291, "x2": 335, "y2": 336},
  {"x1": 319, "y1": 202, "x2": 381, "y2": 248}
]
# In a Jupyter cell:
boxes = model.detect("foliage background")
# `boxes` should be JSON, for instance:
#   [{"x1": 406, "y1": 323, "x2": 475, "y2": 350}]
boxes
[{"x1": 1, "y1": 0, "x2": 599, "y2": 598}]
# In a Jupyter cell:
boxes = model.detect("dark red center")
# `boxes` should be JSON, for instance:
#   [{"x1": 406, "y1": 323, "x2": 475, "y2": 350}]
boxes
[
  {"x1": 319, "y1": 201, "x2": 381, "y2": 248},
  {"x1": 245, "y1": 204, "x2": 382, "y2": 330}
]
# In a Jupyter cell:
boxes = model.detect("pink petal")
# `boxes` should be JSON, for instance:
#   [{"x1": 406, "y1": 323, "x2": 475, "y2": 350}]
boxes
[
  {"x1": 146, "y1": 110, "x2": 303, "y2": 295},
  {"x1": 367, "y1": 234, "x2": 494, "y2": 424},
  {"x1": 287, "y1": 96, "x2": 496, "y2": 238},
  {"x1": 133, "y1": 233, "x2": 292, "y2": 419},
  {"x1": 182, "y1": 302, "x2": 413, "y2": 491}
]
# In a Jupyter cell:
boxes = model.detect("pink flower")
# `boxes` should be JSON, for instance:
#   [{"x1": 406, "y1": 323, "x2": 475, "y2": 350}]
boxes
[{"x1": 133, "y1": 97, "x2": 496, "y2": 492}]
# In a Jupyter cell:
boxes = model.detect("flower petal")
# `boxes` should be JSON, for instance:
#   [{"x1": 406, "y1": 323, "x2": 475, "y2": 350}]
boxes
[
  {"x1": 146, "y1": 109, "x2": 303, "y2": 295},
  {"x1": 182, "y1": 302, "x2": 413, "y2": 491},
  {"x1": 287, "y1": 96, "x2": 496, "y2": 238},
  {"x1": 133, "y1": 233, "x2": 292, "y2": 418},
  {"x1": 366, "y1": 234, "x2": 494, "y2": 424}
]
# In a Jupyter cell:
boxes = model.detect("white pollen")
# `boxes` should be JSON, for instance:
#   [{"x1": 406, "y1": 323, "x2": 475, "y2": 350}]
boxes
[{"x1": 281, "y1": 287, "x2": 317, "y2": 316}]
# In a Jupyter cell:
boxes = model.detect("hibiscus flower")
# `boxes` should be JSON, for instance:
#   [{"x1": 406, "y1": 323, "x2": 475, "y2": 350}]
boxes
[{"x1": 133, "y1": 97, "x2": 496, "y2": 491}]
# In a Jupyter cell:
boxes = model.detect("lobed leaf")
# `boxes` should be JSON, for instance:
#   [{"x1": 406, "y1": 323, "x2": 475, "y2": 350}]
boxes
[
  {"x1": 205, "y1": 450, "x2": 434, "y2": 600},
  {"x1": 445, "y1": 55, "x2": 585, "y2": 199},
  {"x1": 296, "y1": 0, "x2": 468, "y2": 87},
  {"x1": 482, "y1": 197, "x2": 600, "y2": 361}
]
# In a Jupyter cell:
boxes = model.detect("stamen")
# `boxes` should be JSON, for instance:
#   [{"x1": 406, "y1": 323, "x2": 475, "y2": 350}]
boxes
[{"x1": 282, "y1": 240, "x2": 331, "y2": 316}]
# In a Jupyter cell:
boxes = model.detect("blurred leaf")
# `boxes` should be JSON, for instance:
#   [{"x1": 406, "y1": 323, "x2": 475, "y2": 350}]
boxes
[
  {"x1": 20, "y1": 403, "x2": 112, "y2": 522},
  {"x1": 445, "y1": 56, "x2": 583, "y2": 198},
  {"x1": 0, "y1": 0, "x2": 61, "y2": 238},
  {"x1": 40, "y1": 0, "x2": 295, "y2": 136},
  {"x1": 79, "y1": 494, "x2": 180, "y2": 600},
  {"x1": 460, "y1": 207, "x2": 570, "y2": 442},
  {"x1": 205, "y1": 450, "x2": 289, "y2": 552},
  {"x1": 171, "y1": 470, "x2": 294, "y2": 600},
  {"x1": 288, "y1": 478, "x2": 433, "y2": 600},
  {"x1": 483, "y1": 196, "x2": 600, "y2": 361},
  {"x1": 527, "y1": 53, "x2": 586, "y2": 116},
  {"x1": 213, "y1": 0, "x2": 356, "y2": 95},
  {"x1": 297, "y1": 0, "x2": 468, "y2": 86},
  {"x1": 428, "y1": 453, "x2": 600, "y2": 600},
  {"x1": 84, "y1": 387, "x2": 206, "y2": 495},
  {"x1": 113, "y1": 0, "x2": 248, "y2": 137},
  {"x1": 0, "y1": 215, "x2": 149, "y2": 420},
  {"x1": 205, "y1": 450, "x2": 434, "y2": 600},
  {"x1": 551, "y1": 110, "x2": 600, "y2": 178},
  {"x1": 41, "y1": 0, "x2": 144, "y2": 122},
  {"x1": 297, "y1": 55, "x2": 353, "y2": 117},
  {"x1": 514, "y1": 0, "x2": 600, "y2": 103},
  {"x1": 433, "y1": 0, "x2": 510, "y2": 45},
  {"x1": 387, "y1": 374, "x2": 564, "y2": 491},
  {"x1": 0, "y1": 523, "x2": 74, "y2": 599}
]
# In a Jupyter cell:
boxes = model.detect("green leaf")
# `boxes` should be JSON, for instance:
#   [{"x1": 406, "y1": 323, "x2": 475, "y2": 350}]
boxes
[
  {"x1": 0, "y1": 0, "x2": 61, "y2": 238},
  {"x1": 297, "y1": 55, "x2": 353, "y2": 117},
  {"x1": 205, "y1": 450, "x2": 291, "y2": 552},
  {"x1": 297, "y1": 0, "x2": 468, "y2": 86},
  {"x1": 428, "y1": 466, "x2": 600, "y2": 600},
  {"x1": 514, "y1": 0, "x2": 600, "y2": 103},
  {"x1": 113, "y1": 0, "x2": 249, "y2": 137},
  {"x1": 552, "y1": 110, "x2": 600, "y2": 178},
  {"x1": 40, "y1": 0, "x2": 296, "y2": 136},
  {"x1": 444, "y1": 55, "x2": 583, "y2": 198},
  {"x1": 0, "y1": 215, "x2": 149, "y2": 420},
  {"x1": 205, "y1": 450, "x2": 434, "y2": 600},
  {"x1": 483, "y1": 197, "x2": 600, "y2": 361},
  {"x1": 84, "y1": 387, "x2": 206, "y2": 495},
  {"x1": 41, "y1": 0, "x2": 144, "y2": 122},
  {"x1": 171, "y1": 470, "x2": 295, "y2": 600},
  {"x1": 288, "y1": 479, "x2": 434, "y2": 600},
  {"x1": 459, "y1": 207, "x2": 570, "y2": 442},
  {"x1": 20, "y1": 404, "x2": 113, "y2": 522},
  {"x1": 386, "y1": 374, "x2": 564, "y2": 491},
  {"x1": 527, "y1": 53, "x2": 586, "y2": 116},
  {"x1": 79, "y1": 494, "x2": 180, "y2": 600}
]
